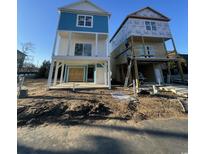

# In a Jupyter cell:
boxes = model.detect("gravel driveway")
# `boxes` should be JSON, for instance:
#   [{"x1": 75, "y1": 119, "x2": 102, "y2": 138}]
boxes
[{"x1": 18, "y1": 118, "x2": 188, "y2": 154}]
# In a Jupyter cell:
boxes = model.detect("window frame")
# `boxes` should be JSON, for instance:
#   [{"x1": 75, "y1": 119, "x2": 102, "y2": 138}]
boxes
[
  {"x1": 76, "y1": 14, "x2": 93, "y2": 28},
  {"x1": 74, "y1": 43, "x2": 92, "y2": 56},
  {"x1": 145, "y1": 21, "x2": 151, "y2": 31},
  {"x1": 145, "y1": 21, "x2": 157, "y2": 31}
]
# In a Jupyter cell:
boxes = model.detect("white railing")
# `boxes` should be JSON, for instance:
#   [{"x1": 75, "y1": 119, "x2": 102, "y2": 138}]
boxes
[{"x1": 55, "y1": 50, "x2": 108, "y2": 57}]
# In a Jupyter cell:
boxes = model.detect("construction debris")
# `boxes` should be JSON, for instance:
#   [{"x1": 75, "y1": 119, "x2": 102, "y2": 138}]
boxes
[
  {"x1": 17, "y1": 79, "x2": 187, "y2": 127},
  {"x1": 111, "y1": 92, "x2": 131, "y2": 100}
]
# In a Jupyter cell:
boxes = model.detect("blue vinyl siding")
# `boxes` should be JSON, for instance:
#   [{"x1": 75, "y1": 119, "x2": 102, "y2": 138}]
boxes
[{"x1": 58, "y1": 12, "x2": 108, "y2": 33}]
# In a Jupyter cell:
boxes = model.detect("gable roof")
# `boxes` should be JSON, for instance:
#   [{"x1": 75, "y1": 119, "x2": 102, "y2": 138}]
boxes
[
  {"x1": 128, "y1": 7, "x2": 170, "y2": 21},
  {"x1": 110, "y1": 7, "x2": 170, "y2": 42},
  {"x1": 59, "y1": 0, "x2": 111, "y2": 16}
]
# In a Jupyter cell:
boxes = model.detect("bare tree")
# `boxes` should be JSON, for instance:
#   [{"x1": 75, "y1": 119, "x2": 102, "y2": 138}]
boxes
[{"x1": 21, "y1": 42, "x2": 35, "y2": 64}]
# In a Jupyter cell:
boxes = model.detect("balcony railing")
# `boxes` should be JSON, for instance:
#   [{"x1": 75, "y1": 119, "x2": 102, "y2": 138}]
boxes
[{"x1": 55, "y1": 50, "x2": 108, "y2": 58}]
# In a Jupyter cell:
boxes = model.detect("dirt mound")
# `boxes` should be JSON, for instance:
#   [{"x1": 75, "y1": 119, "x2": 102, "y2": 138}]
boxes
[{"x1": 18, "y1": 101, "x2": 112, "y2": 127}]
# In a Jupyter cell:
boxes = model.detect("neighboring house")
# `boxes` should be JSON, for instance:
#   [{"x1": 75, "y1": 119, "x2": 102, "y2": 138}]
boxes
[
  {"x1": 110, "y1": 7, "x2": 185, "y2": 85},
  {"x1": 48, "y1": 0, "x2": 111, "y2": 89},
  {"x1": 17, "y1": 50, "x2": 26, "y2": 71}
]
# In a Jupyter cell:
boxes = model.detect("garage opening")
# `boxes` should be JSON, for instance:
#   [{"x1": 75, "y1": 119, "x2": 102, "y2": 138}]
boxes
[{"x1": 138, "y1": 63, "x2": 155, "y2": 82}]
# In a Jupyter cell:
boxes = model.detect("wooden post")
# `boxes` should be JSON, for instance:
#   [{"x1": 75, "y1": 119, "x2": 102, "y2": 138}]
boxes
[
  {"x1": 171, "y1": 38, "x2": 185, "y2": 82},
  {"x1": 60, "y1": 62, "x2": 65, "y2": 84},
  {"x1": 167, "y1": 61, "x2": 171, "y2": 84},
  {"x1": 162, "y1": 38, "x2": 171, "y2": 84},
  {"x1": 131, "y1": 36, "x2": 139, "y2": 94},
  {"x1": 177, "y1": 59, "x2": 185, "y2": 82},
  {"x1": 133, "y1": 79, "x2": 136, "y2": 97},
  {"x1": 171, "y1": 38, "x2": 177, "y2": 53},
  {"x1": 124, "y1": 60, "x2": 132, "y2": 87},
  {"x1": 142, "y1": 36, "x2": 146, "y2": 57},
  {"x1": 53, "y1": 61, "x2": 59, "y2": 85}
]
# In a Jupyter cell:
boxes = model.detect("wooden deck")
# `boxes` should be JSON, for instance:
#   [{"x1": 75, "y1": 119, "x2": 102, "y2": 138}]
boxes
[{"x1": 49, "y1": 82, "x2": 109, "y2": 90}]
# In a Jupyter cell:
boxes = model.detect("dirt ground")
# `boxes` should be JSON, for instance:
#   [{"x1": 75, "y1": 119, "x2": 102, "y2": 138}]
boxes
[{"x1": 17, "y1": 79, "x2": 187, "y2": 127}]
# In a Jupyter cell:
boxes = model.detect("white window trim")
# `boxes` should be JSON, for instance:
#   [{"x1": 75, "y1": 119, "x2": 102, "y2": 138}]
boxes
[
  {"x1": 144, "y1": 21, "x2": 157, "y2": 31},
  {"x1": 76, "y1": 14, "x2": 93, "y2": 28},
  {"x1": 74, "y1": 42, "x2": 93, "y2": 56}
]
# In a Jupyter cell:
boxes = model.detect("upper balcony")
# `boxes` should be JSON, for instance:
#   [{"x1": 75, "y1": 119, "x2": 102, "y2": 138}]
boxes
[
  {"x1": 53, "y1": 31, "x2": 109, "y2": 59},
  {"x1": 111, "y1": 36, "x2": 178, "y2": 64}
]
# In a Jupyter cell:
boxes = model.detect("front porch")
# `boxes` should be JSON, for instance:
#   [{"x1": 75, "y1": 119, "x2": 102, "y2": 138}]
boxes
[
  {"x1": 49, "y1": 82, "x2": 109, "y2": 90},
  {"x1": 47, "y1": 58, "x2": 111, "y2": 89}
]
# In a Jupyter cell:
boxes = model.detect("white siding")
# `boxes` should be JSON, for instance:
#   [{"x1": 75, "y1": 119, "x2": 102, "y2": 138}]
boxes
[
  {"x1": 56, "y1": 32, "x2": 107, "y2": 57},
  {"x1": 70, "y1": 34, "x2": 96, "y2": 56},
  {"x1": 58, "y1": 36, "x2": 68, "y2": 56},
  {"x1": 96, "y1": 67, "x2": 105, "y2": 84},
  {"x1": 98, "y1": 38, "x2": 106, "y2": 57}
]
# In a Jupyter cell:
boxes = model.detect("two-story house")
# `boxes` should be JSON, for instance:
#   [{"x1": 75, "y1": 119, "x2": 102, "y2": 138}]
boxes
[
  {"x1": 110, "y1": 7, "x2": 184, "y2": 86},
  {"x1": 48, "y1": 0, "x2": 111, "y2": 89}
]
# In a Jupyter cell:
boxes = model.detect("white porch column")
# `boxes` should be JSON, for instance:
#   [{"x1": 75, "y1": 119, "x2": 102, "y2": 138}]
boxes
[
  {"x1": 67, "y1": 32, "x2": 72, "y2": 56},
  {"x1": 94, "y1": 64, "x2": 97, "y2": 84},
  {"x1": 53, "y1": 61, "x2": 59, "y2": 85},
  {"x1": 95, "y1": 33, "x2": 98, "y2": 56},
  {"x1": 63, "y1": 65, "x2": 67, "y2": 82},
  {"x1": 53, "y1": 33, "x2": 60, "y2": 56},
  {"x1": 60, "y1": 62, "x2": 65, "y2": 84},
  {"x1": 108, "y1": 59, "x2": 111, "y2": 89},
  {"x1": 106, "y1": 36, "x2": 109, "y2": 57},
  {"x1": 104, "y1": 62, "x2": 108, "y2": 85},
  {"x1": 47, "y1": 59, "x2": 55, "y2": 87}
]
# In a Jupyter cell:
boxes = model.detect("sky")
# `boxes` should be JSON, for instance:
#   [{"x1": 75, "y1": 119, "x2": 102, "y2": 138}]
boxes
[{"x1": 17, "y1": 0, "x2": 188, "y2": 66}]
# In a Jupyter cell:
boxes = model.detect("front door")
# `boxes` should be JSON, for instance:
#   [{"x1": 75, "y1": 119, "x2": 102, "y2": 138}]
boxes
[
  {"x1": 69, "y1": 68, "x2": 84, "y2": 82},
  {"x1": 87, "y1": 66, "x2": 94, "y2": 82}
]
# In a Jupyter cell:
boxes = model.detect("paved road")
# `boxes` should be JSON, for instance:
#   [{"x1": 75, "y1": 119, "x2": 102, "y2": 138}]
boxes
[{"x1": 18, "y1": 118, "x2": 188, "y2": 154}]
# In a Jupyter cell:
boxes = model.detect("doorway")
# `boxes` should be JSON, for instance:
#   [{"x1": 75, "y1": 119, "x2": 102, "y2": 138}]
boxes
[{"x1": 87, "y1": 65, "x2": 95, "y2": 82}]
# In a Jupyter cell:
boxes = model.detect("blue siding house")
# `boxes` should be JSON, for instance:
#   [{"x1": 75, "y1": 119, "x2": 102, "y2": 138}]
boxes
[
  {"x1": 58, "y1": 12, "x2": 109, "y2": 33},
  {"x1": 48, "y1": 0, "x2": 111, "y2": 89}
]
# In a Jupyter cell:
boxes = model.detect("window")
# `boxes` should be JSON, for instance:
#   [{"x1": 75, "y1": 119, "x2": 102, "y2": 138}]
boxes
[
  {"x1": 145, "y1": 21, "x2": 151, "y2": 30},
  {"x1": 145, "y1": 21, "x2": 157, "y2": 31},
  {"x1": 151, "y1": 22, "x2": 157, "y2": 31},
  {"x1": 78, "y1": 16, "x2": 85, "y2": 26},
  {"x1": 77, "y1": 15, "x2": 93, "y2": 28},
  {"x1": 85, "y1": 16, "x2": 92, "y2": 27},
  {"x1": 75, "y1": 43, "x2": 92, "y2": 56}
]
